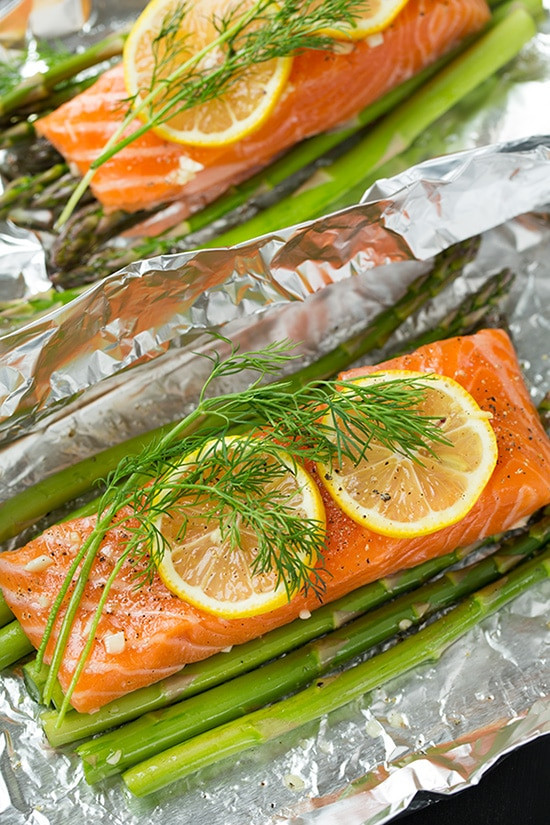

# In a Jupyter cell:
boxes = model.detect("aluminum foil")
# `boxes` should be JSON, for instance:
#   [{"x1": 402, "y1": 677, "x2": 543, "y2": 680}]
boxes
[{"x1": 1, "y1": 5, "x2": 550, "y2": 825}]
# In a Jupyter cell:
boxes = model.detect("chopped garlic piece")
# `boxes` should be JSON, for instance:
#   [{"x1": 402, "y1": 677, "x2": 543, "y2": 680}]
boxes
[
  {"x1": 104, "y1": 631, "x2": 125, "y2": 655},
  {"x1": 283, "y1": 773, "x2": 305, "y2": 791},
  {"x1": 299, "y1": 609, "x2": 311, "y2": 620},
  {"x1": 24, "y1": 555, "x2": 53, "y2": 573},
  {"x1": 365, "y1": 719, "x2": 384, "y2": 738},
  {"x1": 367, "y1": 32, "x2": 384, "y2": 48},
  {"x1": 387, "y1": 709, "x2": 409, "y2": 729},
  {"x1": 105, "y1": 750, "x2": 122, "y2": 765},
  {"x1": 166, "y1": 156, "x2": 204, "y2": 186}
]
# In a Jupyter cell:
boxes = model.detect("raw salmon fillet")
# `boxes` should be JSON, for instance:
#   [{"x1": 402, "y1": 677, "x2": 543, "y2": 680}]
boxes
[
  {"x1": 36, "y1": 0, "x2": 490, "y2": 214},
  {"x1": 1, "y1": 329, "x2": 549, "y2": 713}
]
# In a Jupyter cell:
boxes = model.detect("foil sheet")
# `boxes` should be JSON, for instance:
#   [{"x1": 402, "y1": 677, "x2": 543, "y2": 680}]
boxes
[{"x1": 1, "y1": 5, "x2": 550, "y2": 825}]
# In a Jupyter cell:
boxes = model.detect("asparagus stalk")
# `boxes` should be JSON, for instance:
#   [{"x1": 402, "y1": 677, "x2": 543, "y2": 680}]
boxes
[
  {"x1": 196, "y1": 5, "x2": 536, "y2": 251},
  {"x1": 0, "y1": 237, "x2": 479, "y2": 544},
  {"x1": 77, "y1": 514, "x2": 550, "y2": 784},
  {"x1": 123, "y1": 544, "x2": 550, "y2": 796},
  {"x1": 49, "y1": 203, "x2": 166, "y2": 273},
  {"x1": 0, "y1": 286, "x2": 89, "y2": 333},
  {"x1": 22, "y1": 659, "x2": 65, "y2": 708},
  {"x1": 0, "y1": 119, "x2": 38, "y2": 149},
  {"x1": 40, "y1": 534, "x2": 483, "y2": 747},
  {"x1": 0, "y1": 30, "x2": 128, "y2": 119},
  {"x1": 389, "y1": 268, "x2": 514, "y2": 356},
  {"x1": 0, "y1": 620, "x2": 33, "y2": 669},
  {"x1": 8, "y1": 74, "x2": 100, "y2": 123},
  {"x1": 0, "y1": 591, "x2": 13, "y2": 627},
  {"x1": 0, "y1": 163, "x2": 68, "y2": 217}
]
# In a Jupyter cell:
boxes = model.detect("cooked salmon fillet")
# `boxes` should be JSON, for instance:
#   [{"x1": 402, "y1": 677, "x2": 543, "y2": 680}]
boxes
[
  {"x1": 1, "y1": 329, "x2": 549, "y2": 713},
  {"x1": 35, "y1": 0, "x2": 490, "y2": 214}
]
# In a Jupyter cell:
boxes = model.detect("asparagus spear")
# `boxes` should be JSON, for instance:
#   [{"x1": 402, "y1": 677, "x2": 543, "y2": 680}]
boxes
[
  {"x1": 196, "y1": 4, "x2": 536, "y2": 251},
  {"x1": 76, "y1": 513, "x2": 550, "y2": 784},
  {"x1": 388, "y1": 268, "x2": 514, "y2": 356},
  {"x1": 0, "y1": 237, "x2": 479, "y2": 544},
  {"x1": 39, "y1": 533, "x2": 483, "y2": 747},
  {"x1": 49, "y1": 204, "x2": 165, "y2": 272},
  {"x1": 7, "y1": 74, "x2": 100, "y2": 123},
  {"x1": 0, "y1": 30, "x2": 128, "y2": 119},
  {"x1": 0, "y1": 119, "x2": 39, "y2": 150},
  {"x1": 0, "y1": 620, "x2": 33, "y2": 669},
  {"x1": 22, "y1": 659, "x2": 65, "y2": 708},
  {"x1": 122, "y1": 544, "x2": 550, "y2": 796},
  {"x1": 0, "y1": 591, "x2": 13, "y2": 627},
  {"x1": 0, "y1": 163, "x2": 68, "y2": 217}
]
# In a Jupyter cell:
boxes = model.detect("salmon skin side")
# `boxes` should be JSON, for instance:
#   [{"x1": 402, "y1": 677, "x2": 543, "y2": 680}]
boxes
[
  {"x1": 35, "y1": 0, "x2": 490, "y2": 215},
  {"x1": 0, "y1": 329, "x2": 549, "y2": 713}
]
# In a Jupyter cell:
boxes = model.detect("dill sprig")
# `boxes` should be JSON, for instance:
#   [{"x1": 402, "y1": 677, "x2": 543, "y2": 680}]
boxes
[
  {"x1": 40, "y1": 338, "x2": 449, "y2": 721},
  {"x1": 56, "y1": 0, "x2": 369, "y2": 226}
]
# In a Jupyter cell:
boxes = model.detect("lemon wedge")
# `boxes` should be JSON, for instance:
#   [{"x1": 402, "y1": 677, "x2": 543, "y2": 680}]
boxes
[
  {"x1": 317, "y1": 371, "x2": 498, "y2": 538},
  {"x1": 156, "y1": 436, "x2": 325, "y2": 618},
  {"x1": 123, "y1": 0, "x2": 292, "y2": 147}
]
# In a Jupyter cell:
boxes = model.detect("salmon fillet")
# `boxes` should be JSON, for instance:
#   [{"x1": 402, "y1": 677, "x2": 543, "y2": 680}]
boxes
[
  {"x1": 35, "y1": 0, "x2": 490, "y2": 214},
  {"x1": 1, "y1": 328, "x2": 549, "y2": 713}
]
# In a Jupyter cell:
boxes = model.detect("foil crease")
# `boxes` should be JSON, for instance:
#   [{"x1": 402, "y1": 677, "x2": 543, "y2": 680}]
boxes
[{"x1": 1, "y1": 5, "x2": 550, "y2": 825}]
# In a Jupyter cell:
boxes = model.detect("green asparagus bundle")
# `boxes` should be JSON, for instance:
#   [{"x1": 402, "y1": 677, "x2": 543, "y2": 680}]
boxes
[
  {"x1": 122, "y1": 544, "x2": 550, "y2": 796},
  {"x1": 36, "y1": 522, "x2": 504, "y2": 748},
  {"x1": 76, "y1": 512, "x2": 550, "y2": 784}
]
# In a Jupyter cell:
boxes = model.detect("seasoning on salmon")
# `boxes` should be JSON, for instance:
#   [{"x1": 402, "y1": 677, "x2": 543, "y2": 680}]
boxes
[
  {"x1": 35, "y1": 0, "x2": 491, "y2": 215},
  {"x1": 1, "y1": 329, "x2": 549, "y2": 713}
]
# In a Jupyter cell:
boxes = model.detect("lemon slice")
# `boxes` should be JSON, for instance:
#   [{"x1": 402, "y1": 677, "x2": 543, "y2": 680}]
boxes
[
  {"x1": 123, "y1": 0, "x2": 292, "y2": 147},
  {"x1": 156, "y1": 436, "x2": 326, "y2": 618},
  {"x1": 320, "y1": 0, "x2": 410, "y2": 40},
  {"x1": 317, "y1": 371, "x2": 498, "y2": 538}
]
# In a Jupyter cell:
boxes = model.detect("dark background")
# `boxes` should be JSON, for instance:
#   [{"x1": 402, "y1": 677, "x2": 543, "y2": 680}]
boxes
[{"x1": 397, "y1": 733, "x2": 550, "y2": 824}]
